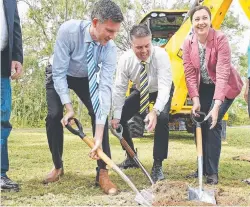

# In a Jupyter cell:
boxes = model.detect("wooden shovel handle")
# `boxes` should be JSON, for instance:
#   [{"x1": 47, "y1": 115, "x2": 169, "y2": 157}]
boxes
[
  {"x1": 120, "y1": 138, "x2": 136, "y2": 158},
  {"x1": 82, "y1": 136, "x2": 116, "y2": 168},
  {"x1": 196, "y1": 127, "x2": 203, "y2": 156}
]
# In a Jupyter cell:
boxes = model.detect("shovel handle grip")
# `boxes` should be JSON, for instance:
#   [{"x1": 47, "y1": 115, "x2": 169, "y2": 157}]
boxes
[
  {"x1": 196, "y1": 127, "x2": 203, "y2": 156},
  {"x1": 120, "y1": 138, "x2": 136, "y2": 158},
  {"x1": 82, "y1": 136, "x2": 116, "y2": 168}
]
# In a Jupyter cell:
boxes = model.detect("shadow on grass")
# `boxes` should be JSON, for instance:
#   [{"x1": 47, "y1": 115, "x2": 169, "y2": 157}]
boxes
[
  {"x1": 6, "y1": 172, "x2": 101, "y2": 198},
  {"x1": 132, "y1": 131, "x2": 194, "y2": 141}
]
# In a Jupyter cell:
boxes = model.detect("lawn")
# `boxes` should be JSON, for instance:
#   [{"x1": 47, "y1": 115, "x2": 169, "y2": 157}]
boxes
[{"x1": 1, "y1": 127, "x2": 250, "y2": 206}]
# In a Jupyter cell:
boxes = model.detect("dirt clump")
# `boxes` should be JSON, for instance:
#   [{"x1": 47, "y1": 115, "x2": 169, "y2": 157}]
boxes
[{"x1": 151, "y1": 180, "x2": 213, "y2": 206}]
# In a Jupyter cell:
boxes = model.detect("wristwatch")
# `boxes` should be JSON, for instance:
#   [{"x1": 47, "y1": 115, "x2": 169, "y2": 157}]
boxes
[{"x1": 152, "y1": 108, "x2": 160, "y2": 116}]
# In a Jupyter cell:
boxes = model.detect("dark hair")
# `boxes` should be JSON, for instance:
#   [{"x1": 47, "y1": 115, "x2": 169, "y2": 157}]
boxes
[
  {"x1": 130, "y1": 24, "x2": 152, "y2": 41},
  {"x1": 90, "y1": 0, "x2": 124, "y2": 23},
  {"x1": 190, "y1": 5, "x2": 211, "y2": 22}
]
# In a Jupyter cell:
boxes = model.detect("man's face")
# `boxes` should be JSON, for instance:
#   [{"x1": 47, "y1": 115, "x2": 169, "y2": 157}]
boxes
[
  {"x1": 131, "y1": 35, "x2": 152, "y2": 61},
  {"x1": 92, "y1": 18, "x2": 121, "y2": 46}
]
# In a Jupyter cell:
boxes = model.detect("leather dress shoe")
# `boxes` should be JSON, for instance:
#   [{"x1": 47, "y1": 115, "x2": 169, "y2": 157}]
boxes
[
  {"x1": 1, "y1": 176, "x2": 19, "y2": 192},
  {"x1": 117, "y1": 155, "x2": 138, "y2": 169},
  {"x1": 96, "y1": 168, "x2": 118, "y2": 195},
  {"x1": 43, "y1": 167, "x2": 64, "y2": 184},
  {"x1": 151, "y1": 163, "x2": 165, "y2": 183},
  {"x1": 206, "y1": 173, "x2": 218, "y2": 185}
]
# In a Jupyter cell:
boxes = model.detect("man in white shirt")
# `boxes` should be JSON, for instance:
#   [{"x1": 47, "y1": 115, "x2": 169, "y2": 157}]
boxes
[{"x1": 111, "y1": 24, "x2": 173, "y2": 183}]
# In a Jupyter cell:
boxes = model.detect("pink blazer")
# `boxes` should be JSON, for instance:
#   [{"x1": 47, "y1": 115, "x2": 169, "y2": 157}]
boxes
[{"x1": 183, "y1": 28, "x2": 243, "y2": 101}]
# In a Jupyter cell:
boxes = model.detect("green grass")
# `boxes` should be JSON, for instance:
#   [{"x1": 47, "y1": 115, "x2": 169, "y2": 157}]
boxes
[{"x1": 1, "y1": 127, "x2": 250, "y2": 206}]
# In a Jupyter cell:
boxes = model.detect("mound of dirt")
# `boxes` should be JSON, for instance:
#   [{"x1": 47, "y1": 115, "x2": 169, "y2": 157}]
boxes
[
  {"x1": 91, "y1": 180, "x2": 250, "y2": 206},
  {"x1": 232, "y1": 155, "x2": 250, "y2": 162},
  {"x1": 150, "y1": 180, "x2": 250, "y2": 206},
  {"x1": 151, "y1": 180, "x2": 214, "y2": 206}
]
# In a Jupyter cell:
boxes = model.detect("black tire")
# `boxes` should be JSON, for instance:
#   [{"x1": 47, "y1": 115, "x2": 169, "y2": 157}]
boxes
[
  {"x1": 128, "y1": 114, "x2": 145, "y2": 138},
  {"x1": 185, "y1": 118, "x2": 194, "y2": 133}
]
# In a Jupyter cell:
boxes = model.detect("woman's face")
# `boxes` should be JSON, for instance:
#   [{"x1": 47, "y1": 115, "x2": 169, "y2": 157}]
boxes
[{"x1": 192, "y1": 9, "x2": 211, "y2": 38}]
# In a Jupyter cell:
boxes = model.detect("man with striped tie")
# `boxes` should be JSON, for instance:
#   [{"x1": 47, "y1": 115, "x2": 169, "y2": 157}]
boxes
[
  {"x1": 44, "y1": 0, "x2": 123, "y2": 195},
  {"x1": 111, "y1": 24, "x2": 174, "y2": 183}
]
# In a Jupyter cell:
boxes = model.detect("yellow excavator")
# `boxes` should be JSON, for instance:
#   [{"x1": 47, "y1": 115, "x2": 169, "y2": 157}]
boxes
[{"x1": 127, "y1": 0, "x2": 250, "y2": 136}]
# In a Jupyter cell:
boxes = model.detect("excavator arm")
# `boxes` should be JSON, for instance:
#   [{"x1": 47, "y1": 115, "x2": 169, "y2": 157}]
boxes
[{"x1": 239, "y1": 0, "x2": 250, "y2": 20}]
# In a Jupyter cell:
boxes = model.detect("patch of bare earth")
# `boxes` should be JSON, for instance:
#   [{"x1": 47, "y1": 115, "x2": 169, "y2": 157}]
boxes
[
  {"x1": 151, "y1": 180, "x2": 250, "y2": 206},
  {"x1": 91, "y1": 180, "x2": 250, "y2": 206}
]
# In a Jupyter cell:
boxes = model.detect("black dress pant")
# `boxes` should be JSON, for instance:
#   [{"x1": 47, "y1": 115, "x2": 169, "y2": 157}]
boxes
[
  {"x1": 45, "y1": 75, "x2": 111, "y2": 169},
  {"x1": 120, "y1": 84, "x2": 174, "y2": 161},
  {"x1": 199, "y1": 82, "x2": 234, "y2": 175}
]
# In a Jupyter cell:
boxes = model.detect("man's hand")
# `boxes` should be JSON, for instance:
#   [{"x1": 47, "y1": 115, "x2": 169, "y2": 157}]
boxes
[
  {"x1": 111, "y1": 118, "x2": 120, "y2": 129},
  {"x1": 204, "y1": 101, "x2": 221, "y2": 129},
  {"x1": 89, "y1": 124, "x2": 104, "y2": 160},
  {"x1": 192, "y1": 96, "x2": 201, "y2": 116},
  {"x1": 244, "y1": 79, "x2": 249, "y2": 103},
  {"x1": 144, "y1": 110, "x2": 157, "y2": 132},
  {"x1": 61, "y1": 103, "x2": 74, "y2": 127},
  {"x1": 11, "y1": 61, "x2": 22, "y2": 80}
]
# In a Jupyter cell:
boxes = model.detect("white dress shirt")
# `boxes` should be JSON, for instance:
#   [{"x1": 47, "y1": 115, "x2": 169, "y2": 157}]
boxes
[
  {"x1": 113, "y1": 45, "x2": 173, "y2": 120},
  {"x1": 0, "y1": 0, "x2": 8, "y2": 51}
]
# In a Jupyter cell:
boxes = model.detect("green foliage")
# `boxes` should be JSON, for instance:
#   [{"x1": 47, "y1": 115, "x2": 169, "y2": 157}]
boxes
[
  {"x1": 228, "y1": 98, "x2": 250, "y2": 126},
  {"x1": 171, "y1": 0, "x2": 189, "y2": 9},
  {"x1": 12, "y1": 0, "x2": 249, "y2": 127},
  {"x1": 12, "y1": 0, "x2": 94, "y2": 127}
]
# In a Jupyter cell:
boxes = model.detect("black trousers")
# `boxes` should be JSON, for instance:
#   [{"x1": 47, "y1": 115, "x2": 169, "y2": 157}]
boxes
[
  {"x1": 199, "y1": 82, "x2": 234, "y2": 175},
  {"x1": 45, "y1": 76, "x2": 111, "y2": 169},
  {"x1": 120, "y1": 84, "x2": 174, "y2": 161}
]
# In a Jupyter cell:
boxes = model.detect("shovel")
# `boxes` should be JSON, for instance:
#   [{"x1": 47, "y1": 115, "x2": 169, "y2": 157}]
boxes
[
  {"x1": 110, "y1": 124, "x2": 154, "y2": 185},
  {"x1": 65, "y1": 118, "x2": 153, "y2": 206},
  {"x1": 188, "y1": 111, "x2": 216, "y2": 205}
]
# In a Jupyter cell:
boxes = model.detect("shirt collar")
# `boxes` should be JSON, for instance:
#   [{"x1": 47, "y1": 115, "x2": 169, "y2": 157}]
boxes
[{"x1": 84, "y1": 24, "x2": 100, "y2": 46}]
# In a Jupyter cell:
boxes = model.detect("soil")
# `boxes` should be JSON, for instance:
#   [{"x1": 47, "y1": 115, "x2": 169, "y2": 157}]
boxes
[{"x1": 92, "y1": 180, "x2": 250, "y2": 206}]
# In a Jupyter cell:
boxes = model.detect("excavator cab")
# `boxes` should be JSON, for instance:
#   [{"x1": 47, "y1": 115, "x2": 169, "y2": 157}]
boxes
[{"x1": 140, "y1": 10, "x2": 188, "y2": 48}]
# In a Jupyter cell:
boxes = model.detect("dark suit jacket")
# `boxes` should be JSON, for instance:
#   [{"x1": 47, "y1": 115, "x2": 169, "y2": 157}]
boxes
[{"x1": 1, "y1": 0, "x2": 23, "y2": 77}]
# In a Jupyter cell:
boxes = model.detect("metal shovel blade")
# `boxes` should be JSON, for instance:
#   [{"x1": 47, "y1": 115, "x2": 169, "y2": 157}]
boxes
[
  {"x1": 135, "y1": 189, "x2": 154, "y2": 206},
  {"x1": 188, "y1": 186, "x2": 216, "y2": 205}
]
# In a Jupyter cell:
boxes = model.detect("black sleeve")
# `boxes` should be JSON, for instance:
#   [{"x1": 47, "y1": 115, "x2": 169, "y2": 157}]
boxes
[{"x1": 12, "y1": 5, "x2": 23, "y2": 64}]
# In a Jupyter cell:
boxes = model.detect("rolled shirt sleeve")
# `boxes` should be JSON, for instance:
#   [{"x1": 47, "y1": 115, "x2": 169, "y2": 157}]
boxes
[
  {"x1": 97, "y1": 44, "x2": 117, "y2": 125},
  {"x1": 52, "y1": 22, "x2": 71, "y2": 105},
  {"x1": 112, "y1": 54, "x2": 129, "y2": 120},
  {"x1": 153, "y1": 49, "x2": 172, "y2": 112}
]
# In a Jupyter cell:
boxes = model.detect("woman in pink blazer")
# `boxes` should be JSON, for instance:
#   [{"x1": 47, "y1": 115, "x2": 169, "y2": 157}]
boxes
[{"x1": 183, "y1": 5, "x2": 243, "y2": 184}]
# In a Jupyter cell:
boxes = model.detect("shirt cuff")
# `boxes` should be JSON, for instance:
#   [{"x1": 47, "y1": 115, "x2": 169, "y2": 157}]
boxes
[
  {"x1": 113, "y1": 110, "x2": 122, "y2": 120},
  {"x1": 60, "y1": 94, "x2": 71, "y2": 105},
  {"x1": 189, "y1": 91, "x2": 199, "y2": 99},
  {"x1": 96, "y1": 114, "x2": 107, "y2": 125},
  {"x1": 153, "y1": 101, "x2": 164, "y2": 113}
]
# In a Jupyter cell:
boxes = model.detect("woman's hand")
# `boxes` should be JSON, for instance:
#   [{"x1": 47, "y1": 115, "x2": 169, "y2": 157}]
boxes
[
  {"x1": 192, "y1": 97, "x2": 201, "y2": 116},
  {"x1": 205, "y1": 100, "x2": 222, "y2": 129}
]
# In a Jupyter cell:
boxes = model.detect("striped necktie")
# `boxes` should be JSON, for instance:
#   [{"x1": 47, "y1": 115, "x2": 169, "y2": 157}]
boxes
[
  {"x1": 87, "y1": 41, "x2": 101, "y2": 118},
  {"x1": 139, "y1": 61, "x2": 149, "y2": 115}
]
